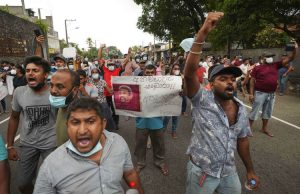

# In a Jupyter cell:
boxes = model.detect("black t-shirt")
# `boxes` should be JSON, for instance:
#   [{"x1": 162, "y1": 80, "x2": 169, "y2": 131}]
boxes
[{"x1": 13, "y1": 76, "x2": 27, "y2": 89}]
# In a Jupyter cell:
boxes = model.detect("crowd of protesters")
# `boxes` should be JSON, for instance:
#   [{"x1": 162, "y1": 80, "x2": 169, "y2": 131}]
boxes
[{"x1": 0, "y1": 11, "x2": 298, "y2": 194}]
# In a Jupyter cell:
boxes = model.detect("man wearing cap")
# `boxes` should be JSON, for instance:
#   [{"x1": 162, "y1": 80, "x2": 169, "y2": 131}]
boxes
[
  {"x1": 33, "y1": 98, "x2": 144, "y2": 194},
  {"x1": 53, "y1": 54, "x2": 67, "y2": 69},
  {"x1": 133, "y1": 53, "x2": 149, "y2": 76},
  {"x1": 184, "y1": 12, "x2": 260, "y2": 194},
  {"x1": 248, "y1": 45, "x2": 298, "y2": 137}
]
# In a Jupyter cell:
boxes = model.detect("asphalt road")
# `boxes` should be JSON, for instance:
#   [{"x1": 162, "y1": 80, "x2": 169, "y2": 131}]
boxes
[{"x1": 1, "y1": 93, "x2": 300, "y2": 194}]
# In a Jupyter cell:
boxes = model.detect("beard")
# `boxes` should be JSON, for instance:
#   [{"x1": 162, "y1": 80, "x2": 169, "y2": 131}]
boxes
[
  {"x1": 30, "y1": 82, "x2": 46, "y2": 91},
  {"x1": 213, "y1": 87, "x2": 235, "y2": 100}
]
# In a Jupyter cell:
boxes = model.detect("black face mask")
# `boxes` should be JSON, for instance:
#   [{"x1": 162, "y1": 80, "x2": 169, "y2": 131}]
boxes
[
  {"x1": 65, "y1": 88, "x2": 77, "y2": 106},
  {"x1": 30, "y1": 81, "x2": 46, "y2": 91}
]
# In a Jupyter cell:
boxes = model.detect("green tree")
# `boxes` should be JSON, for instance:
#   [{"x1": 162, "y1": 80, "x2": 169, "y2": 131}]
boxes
[
  {"x1": 86, "y1": 37, "x2": 94, "y2": 48},
  {"x1": 135, "y1": 0, "x2": 299, "y2": 51}
]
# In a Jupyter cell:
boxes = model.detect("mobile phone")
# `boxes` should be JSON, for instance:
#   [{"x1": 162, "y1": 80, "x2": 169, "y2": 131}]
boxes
[{"x1": 34, "y1": 29, "x2": 42, "y2": 37}]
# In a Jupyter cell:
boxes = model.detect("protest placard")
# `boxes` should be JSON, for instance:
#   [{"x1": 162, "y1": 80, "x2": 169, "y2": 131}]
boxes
[
  {"x1": 0, "y1": 85, "x2": 8, "y2": 101},
  {"x1": 112, "y1": 76, "x2": 182, "y2": 117}
]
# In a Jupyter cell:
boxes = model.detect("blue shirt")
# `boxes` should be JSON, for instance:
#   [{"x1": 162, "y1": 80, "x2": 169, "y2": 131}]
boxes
[
  {"x1": 186, "y1": 88, "x2": 251, "y2": 178},
  {"x1": 0, "y1": 135, "x2": 8, "y2": 161},
  {"x1": 136, "y1": 117, "x2": 163, "y2": 130}
]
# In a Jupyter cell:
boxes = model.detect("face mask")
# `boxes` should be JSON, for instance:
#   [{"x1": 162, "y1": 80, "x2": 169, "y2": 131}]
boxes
[
  {"x1": 142, "y1": 55, "x2": 148, "y2": 61},
  {"x1": 10, "y1": 69, "x2": 16, "y2": 75},
  {"x1": 57, "y1": 66, "x2": 65, "y2": 70},
  {"x1": 49, "y1": 88, "x2": 74, "y2": 108},
  {"x1": 68, "y1": 65, "x2": 74, "y2": 70},
  {"x1": 66, "y1": 140, "x2": 102, "y2": 157},
  {"x1": 51, "y1": 66, "x2": 57, "y2": 73},
  {"x1": 265, "y1": 57, "x2": 273, "y2": 64},
  {"x1": 174, "y1": 70, "x2": 180, "y2": 75},
  {"x1": 4, "y1": 67, "x2": 9, "y2": 71},
  {"x1": 108, "y1": 66, "x2": 115, "y2": 71},
  {"x1": 92, "y1": 73, "x2": 99, "y2": 80},
  {"x1": 94, "y1": 61, "x2": 99, "y2": 65}
]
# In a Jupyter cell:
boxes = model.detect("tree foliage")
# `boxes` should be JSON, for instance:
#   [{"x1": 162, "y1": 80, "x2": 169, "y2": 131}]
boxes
[{"x1": 135, "y1": 0, "x2": 300, "y2": 50}]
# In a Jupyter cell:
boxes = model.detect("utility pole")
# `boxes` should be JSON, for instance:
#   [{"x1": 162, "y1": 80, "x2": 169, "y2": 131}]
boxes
[
  {"x1": 21, "y1": 0, "x2": 26, "y2": 15},
  {"x1": 65, "y1": 19, "x2": 76, "y2": 46},
  {"x1": 38, "y1": 8, "x2": 41, "y2": 19}
]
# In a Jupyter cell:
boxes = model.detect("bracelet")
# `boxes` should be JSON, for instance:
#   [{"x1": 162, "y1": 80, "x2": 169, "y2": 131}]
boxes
[
  {"x1": 193, "y1": 41, "x2": 205, "y2": 45},
  {"x1": 189, "y1": 50, "x2": 202, "y2": 55},
  {"x1": 7, "y1": 146, "x2": 14, "y2": 150}
]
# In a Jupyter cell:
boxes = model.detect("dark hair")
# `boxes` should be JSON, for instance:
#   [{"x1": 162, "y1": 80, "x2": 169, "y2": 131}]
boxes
[
  {"x1": 67, "y1": 97, "x2": 104, "y2": 120},
  {"x1": 15, "y1": 64, "x2": 25, "y2": 75},
  {"x1": 56, "y1": 69, "x2": 80, "y2": 87},
  {"x1": 0, "y1": 60, "x2": 10, "y2": 65},
  {"x1": 170, "y1": 63, "x2": 180, "y2": 75},
  {"x1": 76, "y1": 69, "x2": 87, "y2": 78},
  {"x1": 10, "y1": 62, "x2": 15, "y2": 67},
  {"x1": 145, "y1": 64, "x2": 156, "y2": 70},
  {"x1": 24, "y1": 56, "x2": 51, "y2": 73}
]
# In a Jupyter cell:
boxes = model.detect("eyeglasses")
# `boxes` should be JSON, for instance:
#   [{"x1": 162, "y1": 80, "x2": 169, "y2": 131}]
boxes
[{"x1": 173, "y1": 68, "x2": 180, "y2": 70}]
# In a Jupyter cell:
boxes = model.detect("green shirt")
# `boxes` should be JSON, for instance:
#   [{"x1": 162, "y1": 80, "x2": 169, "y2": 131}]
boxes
[{"x1": 55, "y1": 108, "x2": 68, "y2": 146}]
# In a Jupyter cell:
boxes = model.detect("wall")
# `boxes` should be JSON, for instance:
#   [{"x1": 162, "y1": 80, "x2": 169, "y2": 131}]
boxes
[{"x1": 0, "y1": 10, "x2": 47, "y2": 64}]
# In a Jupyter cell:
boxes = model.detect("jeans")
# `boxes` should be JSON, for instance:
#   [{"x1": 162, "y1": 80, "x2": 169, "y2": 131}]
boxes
[
  {"x1": 163, "y1": 116, "x2": 178, "y2": 131},
  {"x1": 278, "y1": 73, "x2": 288, "y2": 94},
  {"x1": 249, "y1": 91, "x2": 275, "y2": 120},
  {"x1": 181, "y1": 95, "x2": 187, "y2": 113},
  {"x1": 186, "y1": 160, "x2": 241, "y2": 194}
]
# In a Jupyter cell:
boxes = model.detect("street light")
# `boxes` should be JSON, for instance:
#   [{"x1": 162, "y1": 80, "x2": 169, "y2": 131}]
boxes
[{"x1": 65, "y1": 19, "x2": 76, "y2": 46}]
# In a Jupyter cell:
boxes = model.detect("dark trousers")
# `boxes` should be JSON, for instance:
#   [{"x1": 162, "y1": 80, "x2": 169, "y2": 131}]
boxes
[
  {"x1": 1, "y1": 98, "x2": 6, "y2": 111},
  {"x1": 106, "y1": 96, "x2": 119, "y2": 126},
  {"x1": 181, "y1": 95, "x2": 187, "y2": 113},
  {"x1": 134, "y1": 128, "x2": 165, "y2": 168}
]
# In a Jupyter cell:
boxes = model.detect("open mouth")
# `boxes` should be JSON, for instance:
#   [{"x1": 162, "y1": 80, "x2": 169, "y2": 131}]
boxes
[
  {"x1": 77, "y1": 137, "x2": 91, "y2": 148},
  {"x1": 27, "y1": 78, "x2": 37, "y2": 85}
]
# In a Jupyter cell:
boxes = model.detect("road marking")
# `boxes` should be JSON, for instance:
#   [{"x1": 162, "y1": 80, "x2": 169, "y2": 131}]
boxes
[
  {"x1": 0, "y1": 117, "x2": 20, "y2": 145},
  {"x1": 244, "y1": 104, "x2": 300, "y2": 130},
  {"x1": 0, "y1": 117, "x2": 10, "y2": 124}
]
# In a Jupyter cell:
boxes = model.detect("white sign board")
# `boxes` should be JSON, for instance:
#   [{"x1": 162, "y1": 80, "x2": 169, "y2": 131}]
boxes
[
  {"x1": 0, "y1": 85, "x2": 8, "y2": 100},
  {"x1": 63, "y1": 47, "x2": 76, "y2": 59},
  {"x1": 112, "y1": 76, "x2": 182, "y2": 117}
]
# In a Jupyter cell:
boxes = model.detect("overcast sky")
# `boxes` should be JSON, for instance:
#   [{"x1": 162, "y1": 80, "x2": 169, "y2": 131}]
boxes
[{"x1": 1, "y1": 0, "x2": 154, "y2": 53}]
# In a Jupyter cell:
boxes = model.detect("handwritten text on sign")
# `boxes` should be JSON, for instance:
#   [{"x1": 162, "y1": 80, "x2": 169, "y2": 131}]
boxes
[{"x1": 112, "y1": 76, "x2": 182, "y2": 117}]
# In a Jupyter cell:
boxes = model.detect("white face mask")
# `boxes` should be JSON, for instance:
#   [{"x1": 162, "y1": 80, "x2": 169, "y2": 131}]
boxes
[
  {"x1": 68, "y1": 65, "x2": 74, "y2": 70},
  {"x1": 3, "y1": 67, "x2": 9, "y2": 71},
  {"x1": 108, "y1": 66, "x2": 115, "y2": 71},
  {"x1": 10, "y1": 69, "x2": 16, "y2": 75},
  {"x1": 94, "y1": 61, "x2": 98, "y2": 65},
  {"x1": 265, "y1": 57, "x2": 273, "y2": 64},
  {"x1": 174, "y1": 70, "x2": 180, "y2": 75},
  {"x1": 92, "y1": 73, "x2": 99, "y2": 79}
]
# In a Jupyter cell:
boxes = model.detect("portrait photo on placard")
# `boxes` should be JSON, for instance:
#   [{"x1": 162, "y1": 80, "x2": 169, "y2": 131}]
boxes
[{"x1": 113, "y1": 84, "x2": 141, "y2": 112}]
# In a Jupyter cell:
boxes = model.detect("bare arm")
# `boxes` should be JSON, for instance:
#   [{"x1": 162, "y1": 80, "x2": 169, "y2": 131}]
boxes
[
  {"x1": 97, "y1": 46, "x2": 104, "y2": 60},
  {"x1": 184, "y1": 12, "x2": 224, "y2": 98},
  {"x1": 7, "y1": 111, "x2": 21, "y2": 161},
  {"x1": 282, "y1": 42, "x2": 298, "y2": 66},
  {"x1": 34, "y1": 35, "x2": 45, "y2": 57},
  {"x1": 0, "y1": 160, "x2": 10, "y2": 194},
  {"x1": 249, "y1": 78, "x2": 255, "y2": 103},
  {"x1": 123, "y1": 169, "x2": 144, "y2": 194},
  {"x1": 237, "y1": 137, "x2": 260, "y2": 190}
]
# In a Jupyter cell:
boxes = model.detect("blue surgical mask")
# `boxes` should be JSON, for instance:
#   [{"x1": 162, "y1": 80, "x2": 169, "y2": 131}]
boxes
[
  {"x1": 66, "y1": 140, "x2": 102, "y2": 157},
  {"x1": 49, "y1": 95, "x2": 67, "y2": 108}
]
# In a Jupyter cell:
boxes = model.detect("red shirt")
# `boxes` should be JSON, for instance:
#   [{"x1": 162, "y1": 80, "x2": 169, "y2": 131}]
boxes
[
  {"x1": 103, "y1": 66, "x2": 121, "y2": 96},
  {"x1": 196, "y1": 67, "x2": 206, "y2": 83},
  {"x1": 251, "y1": 61, "x2": 282, "y2": 93}
]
